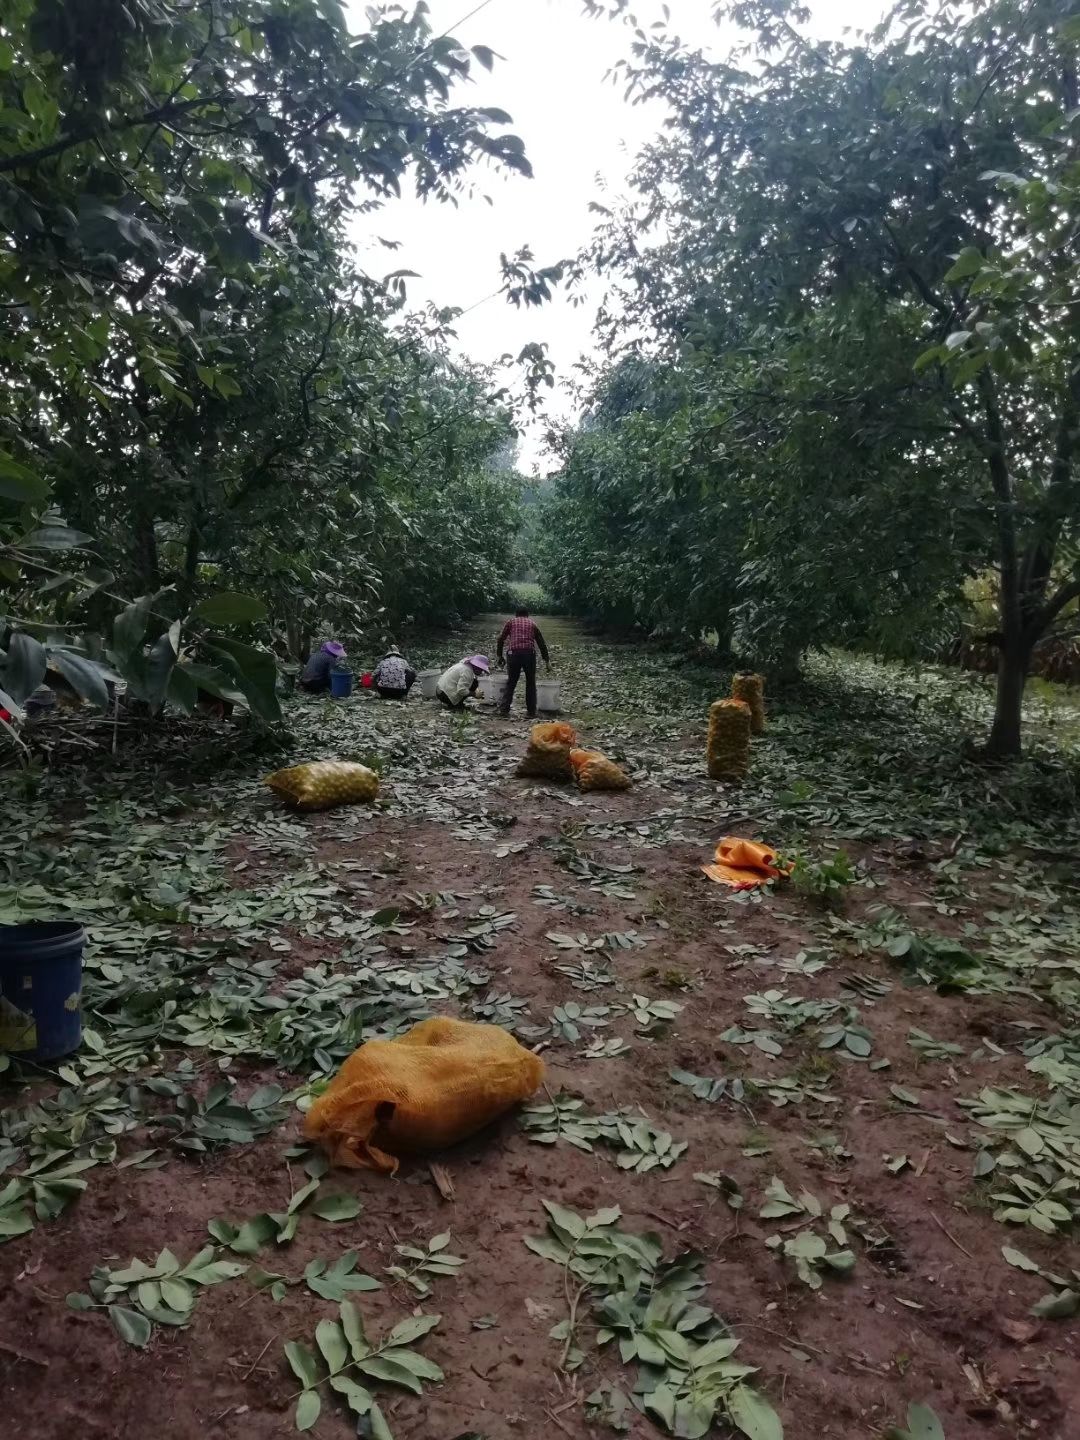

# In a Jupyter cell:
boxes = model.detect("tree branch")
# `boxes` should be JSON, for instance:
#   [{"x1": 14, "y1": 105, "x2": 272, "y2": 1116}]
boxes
[{"x1": 0, "y1": 94, "x2": 235, "y2": 176}]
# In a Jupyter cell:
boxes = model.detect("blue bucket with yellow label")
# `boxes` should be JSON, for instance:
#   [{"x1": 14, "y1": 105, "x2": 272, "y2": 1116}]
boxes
[{"x1": 0, "y1": 922, "x2": 85, "y2": 1062}]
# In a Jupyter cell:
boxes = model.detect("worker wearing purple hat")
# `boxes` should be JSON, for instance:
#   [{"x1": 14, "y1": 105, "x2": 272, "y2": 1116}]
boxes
[
  {"x1": 436, "y1": 654, "x2": 489, "y2": 709},
  {"x1": 299, "y1": 640, "x2": 346, "y2": 694}
]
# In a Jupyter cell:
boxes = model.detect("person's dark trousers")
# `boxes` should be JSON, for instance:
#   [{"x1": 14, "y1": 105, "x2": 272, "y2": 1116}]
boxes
[
  {"x1": 377, "y1": 687, "x2": 407, "y2": 700},
  {"x1": 502, "y1": 650, "x2": 537, "y2": 716},
  {"x1": 437, "y1": 689, "x2": 464, "y2": 710}
]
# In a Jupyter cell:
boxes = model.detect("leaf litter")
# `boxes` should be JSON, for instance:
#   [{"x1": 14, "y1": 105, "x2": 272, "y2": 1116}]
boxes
[{"x1": 2, "y1": 617, "x2": 1080, "y2": 1439}]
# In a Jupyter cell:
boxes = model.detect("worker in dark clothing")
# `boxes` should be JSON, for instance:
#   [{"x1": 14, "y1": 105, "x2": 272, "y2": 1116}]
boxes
[
  {"x1": 299, "y1": 640, "x2": 345, "y2": 693},
  {"x1": 496, "y1": 607, "x2": 551, "y2": 718}
]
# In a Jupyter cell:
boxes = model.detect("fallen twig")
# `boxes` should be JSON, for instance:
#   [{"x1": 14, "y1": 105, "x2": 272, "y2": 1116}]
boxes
[
  {"x1": 544, "y1": 1406, "x2": 575, "y2": 1437},
  {"x1": 428, "y1": 1160, "x2": 455, "y2": 1202},
  {"x1": 240, "y1": 1336, "x2": 275, "y2": 1382},
  {"x1": 930, "y1": 1210, "x2": 973, "y2": 1258},
  {"x1": 0, "y1": 1340, "x2": 49, "y2": 1368}
]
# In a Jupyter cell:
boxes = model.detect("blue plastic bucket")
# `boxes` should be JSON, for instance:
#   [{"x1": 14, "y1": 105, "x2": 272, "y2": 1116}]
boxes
[
  {"x1": 0, "y1": 922, "x2": 85, "y2": 1061},
  {"x1": 330, "y1": 670, "x2": 354, "y2": 699}
]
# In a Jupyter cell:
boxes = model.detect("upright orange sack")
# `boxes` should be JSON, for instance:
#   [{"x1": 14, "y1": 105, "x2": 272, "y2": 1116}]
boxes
[
  {"x1": 304, "y1": 1017, "x2": 545, "y2": 1173},
  {"x1": 731, "y1": 672, "x2": 766, "y2": 734},
  {"x1": 516, "y1": 721, "x2": 578, "y2": 780}
]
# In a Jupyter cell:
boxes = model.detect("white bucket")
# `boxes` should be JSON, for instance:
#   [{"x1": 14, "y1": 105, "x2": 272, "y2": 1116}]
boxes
[
  {"x1": 486, "y1": 673, "x2": 509, "y2": 707},
  {"x1": 418, "y1": 669, "x2": 440, "y2": 700},
  {"x1": 536, "y1": 677, "x2": 561, "y2": 712}
]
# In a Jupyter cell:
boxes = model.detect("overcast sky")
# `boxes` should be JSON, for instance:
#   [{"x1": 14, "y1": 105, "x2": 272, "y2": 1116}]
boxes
[{"x1": 346, "y1": 0, "x2": 883, "y2": 471}]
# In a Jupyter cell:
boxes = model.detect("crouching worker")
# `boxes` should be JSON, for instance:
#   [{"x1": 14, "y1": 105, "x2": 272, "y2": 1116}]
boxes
[
  {"x1": 299, "y1": 640, "x2": 346, "y2": 693},
  {"x1": 373, "y1": 646, "x2": 417, "y2": 700},
  {"x1": 436, "y1": 654, "x2": 489, "y2": 709}
]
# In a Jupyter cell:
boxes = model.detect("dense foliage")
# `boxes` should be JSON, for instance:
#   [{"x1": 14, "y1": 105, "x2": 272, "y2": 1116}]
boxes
[
  {"x1": 542, "y1": 0, "x2": 1080, "y2": 754},
  {"x1": 0, "y1": 0, "x2": 526, "y2": 722}
]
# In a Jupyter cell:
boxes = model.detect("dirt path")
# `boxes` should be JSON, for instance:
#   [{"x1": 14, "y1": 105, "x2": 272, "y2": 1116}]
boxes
[{"x1": 2, "y1": 617, "x2": 1078, "y2": 1440}]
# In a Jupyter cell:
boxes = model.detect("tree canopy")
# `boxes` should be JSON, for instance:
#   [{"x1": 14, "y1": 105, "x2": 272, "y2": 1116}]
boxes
[
  {"x1": 541, "y1": 0, "x2": 1080, "y2": 754},
  {"x1": 1, "y1": 0, "x2": 528, "y2": 721}
]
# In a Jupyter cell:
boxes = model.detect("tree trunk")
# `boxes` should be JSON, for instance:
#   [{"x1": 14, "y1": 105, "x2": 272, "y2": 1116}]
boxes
[{"x1": 984, "y1": 637, "x2": 1030, "y2": 759}]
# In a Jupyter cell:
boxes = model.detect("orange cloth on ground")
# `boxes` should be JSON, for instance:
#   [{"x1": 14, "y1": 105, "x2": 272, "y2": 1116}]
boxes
[
  {"x1": 702, "y1": 837, "x2": 788, "y2": 890},
  {"x1": 303, "y1": 1017, "x2": 545, "y2": 1174}
]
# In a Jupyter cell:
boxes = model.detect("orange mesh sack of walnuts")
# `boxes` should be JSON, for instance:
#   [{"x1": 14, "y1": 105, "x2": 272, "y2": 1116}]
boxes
[
  {"x1": 304, "y1": 1017, "x2": 545, "y2": 1173},
  {"x1": 264, "y1": 760, "x2": 379, "y2": 812},
  {"x1": 516, "y1": 721, "x2": 578, "y2": 780},
  {"x1": 569, "y1": 747, "x2": 631, "y2": 792}
]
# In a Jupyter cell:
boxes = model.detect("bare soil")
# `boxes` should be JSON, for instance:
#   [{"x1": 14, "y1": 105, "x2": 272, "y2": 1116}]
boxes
[{"x1": 2, "y1": 620, "x2": 1078, "y2": 1440}]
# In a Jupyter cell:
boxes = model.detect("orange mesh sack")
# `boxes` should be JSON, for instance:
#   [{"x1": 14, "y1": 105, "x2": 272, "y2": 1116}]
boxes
[
  {"x1": 304, "y1": 1017, "x2": 545, "y2": 1173},
  {"x1": 265, "y1": 760, "x2": 379, "y2": 812},
  {"x1": 569, "y1": 748, "x2": 604, "y2": 776},
  {"x1": 570, "y1": 748, "x2": 631, "y2": 792},
  {"x1": 731, "y1": 672, "x2": 766, "y2": 734},
  {"x1": 517, "y1": 721, "x2": 578, "y2": 780},
  {"x1": 706, "y1": 699, "x2": 751, "y2": 782}
]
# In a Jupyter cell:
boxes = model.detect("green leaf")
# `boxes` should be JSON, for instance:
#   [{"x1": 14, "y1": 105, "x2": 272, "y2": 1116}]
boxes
[
  {"x1": 944, "y1": 247, "x2": 985, "y2": 283},
  {"x1": 49, "y1": 649, "x2": 110, "y2": 708},
  {"x1": 315, "y1": 1318, "x2": 348, "y2": 1374},
  {"x1": 108, "y1": 1305, "x2": 152, "y2": 1348},
  {"x1": 0, "y1": 450, "x2": 48, "y2": 505},
  {"x1": 329, "y1": 1374, "x2": 373, "y2": 1415},
  {"x1": 205, "y1": 636, "x2": 281, "y2": 724},
  {"x1": 284, "y1": 1339, "x2": 321, "y2": 1389},
  {"x1": 111, "y1": 596, "x2": 154, "y2": 663},
  {"x1": 287, "y1": 1177, "x2": 321, "y2": 1215},
  {"x1": 141, "y1": 626, "x2": 179, "y2": 709},
  {"x1": 193, "y1": 591, "x2": 267, "y2": 626},
  {"x1": 3, "y1": 632, "x2": 47, "y2": 702},
  {"x1": 340, "y1": 1300, "x2": 368, "y2": 1360},
  {"x1": 175, "y1": 662, "x2": 245, "y2": 705},
  {"x1": 366, "y1": 1402, "x2": 394, "y2": 1440},
  {"x1": 294, "y1": 1390, "x2": 321, "y2": 1432},
  {"x1": 166, "y1": 664, "x2": 199, "y2": 713},
  {"x1": 311, "y1": 1193, "x2": 363, "y2": 1222},
  {"x1": 891, "y1": 1403, "x2": 946, "y2": 1440},
  {"x1": 1031, "y1": 1288, "x2": 1079, "y2": 1319},
  {"x1": 356, "y1": 1354, "x2": 424, "y2": 1394},
  {"x1": 728, "y1": 1385, "x2": 784, "y2": 1440},
  {"x1": 386, "y1": 1314, "x2": 440, "y2": 1348},
  {"x1": 20, "y1": 523, "x2": 93, "y2": 550},
  {"x1": 541, "y1": 1199, "x2": 586, "y2": 1241}
]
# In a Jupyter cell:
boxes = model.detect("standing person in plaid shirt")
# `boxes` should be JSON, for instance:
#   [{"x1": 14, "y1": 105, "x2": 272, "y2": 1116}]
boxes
[{"x1": 496, "y1": 607, "x2": 551, "y2": 717}]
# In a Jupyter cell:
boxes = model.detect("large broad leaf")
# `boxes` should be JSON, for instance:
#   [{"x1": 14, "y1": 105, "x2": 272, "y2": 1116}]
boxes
[
  {"x1": 141, "y1": 624, "x2": 179, "y2": 709},
  {"x1": 3, "y1": 632, "x2": 47, "y2": 702},
  {"x1": 192, "y1": 591, "x2": 267, "y2": 626},
  {"x1": 111, "y1": 596, "x2": 154, "y2": 664},
  {"x1": 206, "y1": 637, "x2": 281, "y2": 724},
  {"x1": 48, "y1": 650, "x2": 110, "y2": 709},
  {"x1": 177, "y1": 662, "x2": 246, "y2": 705},
  {"x1": 166, "y1": 665, "x2": 198, "y2": 714},
  {"x1": 728, "y1": 1385, "x2": 784, "y2": 1440},
  {"x1": 294, "y1": 1391, "x2": 321, "y2": 1432},
  {"x1": 284, "y1": 1340, "x2": 321, "y2": 1389},
  {"x1": 0, "y1": 451, "x2": 48, "y2": 505},
  {"x1": 108, "y1": 1305, "x2": 152, "y2": 1348},
  {"x1": 19, "y1": 522, "x2": 94, "y2": 551}
]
